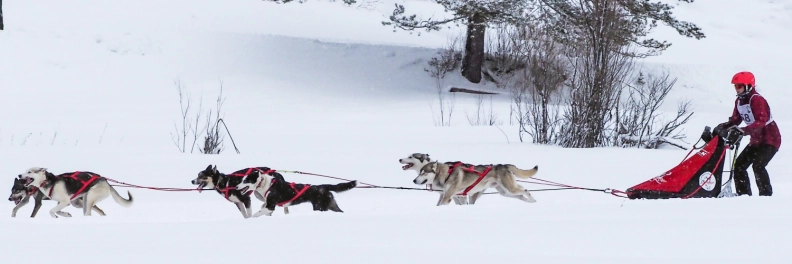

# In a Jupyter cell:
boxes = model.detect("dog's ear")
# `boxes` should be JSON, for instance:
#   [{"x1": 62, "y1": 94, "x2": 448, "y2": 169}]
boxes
[
  {"x1": 38, "y1": 168, "x2": 47, "y2": 173},
  {"x1": 205, "y1": 164, "x2": 213, "y2": 171},
  {"x1": 212, "y1": 165, "x2": 217, "y2": 173}
]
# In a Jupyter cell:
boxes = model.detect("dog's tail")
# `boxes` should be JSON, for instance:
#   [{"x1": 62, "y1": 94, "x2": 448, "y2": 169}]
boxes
[
  {"x1": 507, "y1": 165, "x2": 539, "y2": 179},
  {"x1": 325, "y1": 180, "x2": 357, "y2": 193},
  {"x1": 109, "y1": 185, "x2": 134, "y2": 207}
]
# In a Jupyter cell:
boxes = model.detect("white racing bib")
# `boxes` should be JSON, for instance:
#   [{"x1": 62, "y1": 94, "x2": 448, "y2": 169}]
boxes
[{"x1": 737, "y1": 94, "x2": 774, "y2": 126}]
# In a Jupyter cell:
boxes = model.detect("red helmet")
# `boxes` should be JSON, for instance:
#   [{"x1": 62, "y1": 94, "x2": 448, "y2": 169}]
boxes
[{"x1": 731, "y1": 71, "x2": 755, "y2": 87}]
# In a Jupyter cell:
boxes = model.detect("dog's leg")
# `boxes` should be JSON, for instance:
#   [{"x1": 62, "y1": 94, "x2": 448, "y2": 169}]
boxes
[
  {"x1": 439, "y1": 173, "x2": 465, "y2": 206},
  {"x1": 254, "y1": 191, "x2": 266, "y2": 202},
  {"x1": 31, "y1": 193, "x2": 44, "y2": 218},
  {"x1": 452, "y1": 196, "x2": 467, "y2": 205},
  {"x1": 327, "y1": 199, "x2": 343, "y2": 213},
  {"x1": 495, "y1": 185, "x2": 522, "y2": 199},
  {"x1": 438, "y1": 184, "x2": 458, "y2": 206},
  {"x1": 244, "y1": 199, "x2": 252, "y2": 219},
  {"x1": 92, "y1": 205, "x2": 106, "y2": 216},
  {"x1": 11, "y1": 196, "x2": 31, "y2": 218},
  {"x1": 253, "y1": 206, "x2": 274, "y2": 217},
  {"x1": 83, "y1": 193, "x2": 98, "y2": 216},
  {"x1": 49, "y1": 201, "x2": 71, "y2": 218},
  {"x1": 234, "y1": 202, "x2": 249, "y2": 218},
  {"x1": 283, "y1": 206, "x2": 290, "y2": 215},
  {"x1": 254, "y1": 202, "x2": 270, "y2": 217},
  {"x1": 498, "y1": 179, "x2": 536, "y2": 203},
  {"x1": 468, "y1": 192, "x2": 484, "y2": 204},
  {"x1": 84, "y1": 184, "x2": 112, "y2": 216}
]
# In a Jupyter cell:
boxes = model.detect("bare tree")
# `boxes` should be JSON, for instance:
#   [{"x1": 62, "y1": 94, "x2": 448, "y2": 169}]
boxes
[
  {"x1": 466, "y1": 94, "x2": 502, "y2": 126},
  {"x1": 201, "y1": 82, "x2": 226, "y2": 154},
  {"x1": 508, "y1": 23, "x2": 567, "y2": 144},
  {"x1": 549, "y1": 0, "x2": 637, "y2": 148},
  {"x1": 616, "y1": 71, "x2": 693, "y2": 149},
  {"x1": 171, "y1": 80, "x2": 192, "y2": 153},
  {"x1": 170, "y1": 79, "x2": 229, "y2": 154},
  {"x1": 426, "y1": 40, "x2": 462, "y2": 126}
]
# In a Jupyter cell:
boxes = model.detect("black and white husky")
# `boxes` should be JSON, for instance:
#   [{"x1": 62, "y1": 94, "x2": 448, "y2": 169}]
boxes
[
  {"x1": 8, "y1": 176, "x2": 106, "y2": 218},
  {"x1": 17, "y1": 167, "x2": 133, "y2": 218},
  {"x1": 233, "y1": 169, "x2": 357, "y2": 217}
]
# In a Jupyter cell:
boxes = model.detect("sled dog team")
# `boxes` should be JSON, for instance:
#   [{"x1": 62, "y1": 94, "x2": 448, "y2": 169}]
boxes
[{"x1": 7, "y1": 153, "x2": 539, "y2": 218}]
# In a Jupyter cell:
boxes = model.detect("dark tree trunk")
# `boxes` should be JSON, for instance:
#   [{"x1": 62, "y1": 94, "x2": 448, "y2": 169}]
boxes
[
  {"x1": 461, "y1": 12, "x2": 486, "y2": 83},
  {"x1": 1, "y1": 0, "x2": 5, "y2": 30}
]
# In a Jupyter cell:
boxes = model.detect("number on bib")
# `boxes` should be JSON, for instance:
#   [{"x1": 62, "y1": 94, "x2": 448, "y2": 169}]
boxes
[{"x1": 743, "y1": 114, "x2": 752, "y2": 123}]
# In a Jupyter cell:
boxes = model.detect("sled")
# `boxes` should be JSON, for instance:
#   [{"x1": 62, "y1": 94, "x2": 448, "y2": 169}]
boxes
[{"x1": 626, "y1": 125, "x2": 743, "y2": 199}]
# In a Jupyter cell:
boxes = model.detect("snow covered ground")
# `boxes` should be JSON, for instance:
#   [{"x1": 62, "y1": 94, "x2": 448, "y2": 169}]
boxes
[{"x1": 0, "y1": 0, "x2": 789, "y2": 263}]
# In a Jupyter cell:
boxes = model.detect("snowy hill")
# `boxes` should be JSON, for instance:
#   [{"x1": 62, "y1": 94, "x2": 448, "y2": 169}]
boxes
[{"x1": 0, "y1": 0, "x2": 789, "y2": 263}]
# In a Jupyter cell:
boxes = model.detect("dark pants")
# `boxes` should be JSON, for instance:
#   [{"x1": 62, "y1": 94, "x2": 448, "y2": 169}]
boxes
[{"x1": 733, "y1": 144, "x2": 778, "y2": 196}]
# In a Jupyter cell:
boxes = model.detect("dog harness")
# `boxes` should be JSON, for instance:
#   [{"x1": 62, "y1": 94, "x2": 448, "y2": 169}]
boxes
[
  {"x1": 458, "y1": 166, "x2": 492, "y2": 196},
  {"x1": 276, "y1": 183, "x2": 311, "y2": 207},
  {"x1": 219, "y1": 168, "x2": 275, "y2": 200},
  {"x1": 441, "y1": 164, "x2": 492, "y2": 196},
  {"x1": 26, "y1": 187, "x2": 39, "y2": 197},
  {"x1": 427, "y1": 162, "x2": 466, "y2": 191},
  {"x1": 41, "y1": 172, "x2": 100, "y2": 200}
]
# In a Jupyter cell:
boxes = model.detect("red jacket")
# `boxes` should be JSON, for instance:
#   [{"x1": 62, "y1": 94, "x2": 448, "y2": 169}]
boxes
[{"x1": 727, "y1": 89, "x2": 781, "y2": 149}]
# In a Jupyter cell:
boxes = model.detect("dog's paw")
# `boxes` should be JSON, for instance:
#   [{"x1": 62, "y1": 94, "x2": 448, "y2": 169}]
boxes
[{"x1": 57, "y1": 212, "x2": 73, "y2": 217}]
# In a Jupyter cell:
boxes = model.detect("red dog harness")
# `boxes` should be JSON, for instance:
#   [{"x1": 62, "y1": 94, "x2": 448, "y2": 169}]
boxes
[
  {"x1": 426, "y1": 162, "x2": 466, "y2": 191},
  {"x1": 41, "y1": 172, "x2": 100, "y2": 200},
  {"x1": 434, "y1": 163, "x2": 492, "y2": 196},
  {"x1": 220, "y1": 168, "x2": 275, "y2": 200},
  {"x1": 276, "y1": 182, "x2": 310, "y2": 207},
  {"x1": 458, "y1": 165, "x2": 492, "y2": 196}
]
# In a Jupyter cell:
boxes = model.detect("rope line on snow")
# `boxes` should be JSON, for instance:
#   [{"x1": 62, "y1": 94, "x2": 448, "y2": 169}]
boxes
[
  {"x1": 104, "y1": 169, "x2": 624, "y2": 197},
  {"x1": 106, "y1": 178, "x2": 212, "y2": 192},
  {"x1": 279, "y1": 170, "x2": 620, "y2": 195}
]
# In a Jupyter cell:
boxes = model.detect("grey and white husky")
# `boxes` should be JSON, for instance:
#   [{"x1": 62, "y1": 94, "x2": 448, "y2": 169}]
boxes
[{"x1": 415, "y1": 161, "x2": 539, "y2": 206}]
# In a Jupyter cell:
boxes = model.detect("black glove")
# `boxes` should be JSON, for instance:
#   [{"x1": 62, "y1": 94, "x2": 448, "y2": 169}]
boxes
[
  {"x1": 713, "y1": 123, "x2": 728, "y2": 138},
  {"x1": 714, "y1": 121, "x2": 730, "y2": 132},
  {"x1": 729, "y1": 126, "x2": 744, "y2": 136},
  {"x1": 725, "y1": 126, "x2": 744, "y2": 144}
]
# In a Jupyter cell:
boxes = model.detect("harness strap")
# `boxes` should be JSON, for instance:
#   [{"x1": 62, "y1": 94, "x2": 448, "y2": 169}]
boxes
[
  {"x1": 220, "y1": 169, "x2": 277, "y2": 200},
  {"x1": 220, "y1": 185, "x2": 251, "y2": 200},
  {"x1": 45, "y1": 172, "x2": 90, "y2": 198},
  {"x1": 70, "y1": 172, "x2": 99, "y2": 200},
  {"x1": 27, "y1": 187, "x2": 38, "y2": 196},
  {"x1": 229, "y1": 167, "x2": 256, "y2": 177},
  {"x1": 460, "y1": 166, "x2": 492, "y2": 196},
  {"x1": 442, "y1": 162, "x2": 465, "y2": 184},
  {"x1": 277, "y1": 182, "x2": 310, "y2": 207}
]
